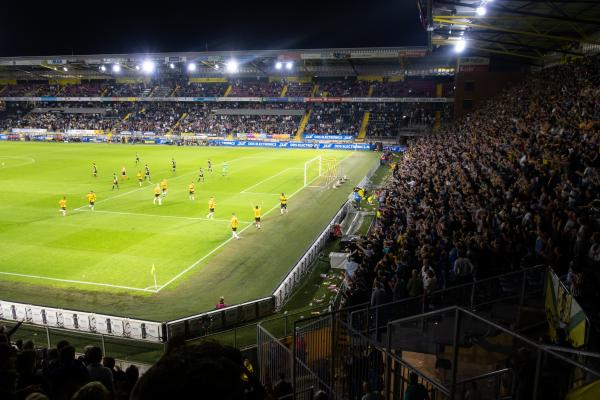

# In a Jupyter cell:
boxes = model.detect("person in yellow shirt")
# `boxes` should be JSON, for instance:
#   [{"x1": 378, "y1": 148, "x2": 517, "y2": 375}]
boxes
[
  {"x1": 160, "y1": 179, "x2": 168, "y2": 197},
  {"x1": 136, "y1": 171, "x2": 143, "y2": 187},
  {"x1": 231, "y1": 213, "x2": 240, "y2": 240},
  {"x1": 153, "y1": 184, "x2": 162, "y2": 205},
  {"x1": 188, "y1": 182, "x2": 195, "y2": 201},
  {"x1": 121, "y1": 166, "x2": 127, "y2": 181},
  {"x1": 253, "y1": 205, "x2": 261, "y2": 229},
  {"x1": 280, "y1": 193, "x2": 288, "y2": 215},
  {"x1": 86, "y1": 191, "x2": 96, "y2": 211},
  {"x1": 58, "y1": 196, "x2": 67, "y2": 217},
  {"x1": 206, "y1": 197, "x2": 216, "y2": 219}
]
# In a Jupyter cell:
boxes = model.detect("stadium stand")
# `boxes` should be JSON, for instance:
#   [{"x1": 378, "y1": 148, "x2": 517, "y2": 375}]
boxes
[
  {"x1": 176, "y1": 81, "x2": 228, "y2": 97},
  {"x1": 342, "y1": 55, "x2": 600, "y2": 320}
]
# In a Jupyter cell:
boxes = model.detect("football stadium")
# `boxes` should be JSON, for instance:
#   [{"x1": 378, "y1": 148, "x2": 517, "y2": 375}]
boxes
[{"x1": 2, "y1": 0, "x2": 600, "y2": 399}]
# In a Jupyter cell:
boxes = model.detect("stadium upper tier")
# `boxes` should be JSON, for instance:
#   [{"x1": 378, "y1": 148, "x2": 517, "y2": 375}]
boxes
[{"x1": 0, "y1": 77, "x2": 454, "y2": 99}]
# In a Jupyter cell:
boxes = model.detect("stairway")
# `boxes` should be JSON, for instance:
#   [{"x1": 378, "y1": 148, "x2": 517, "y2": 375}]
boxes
[
  {"x1": 140, "y1": 87, "x2": 152, "y2": 97},
  {"x1": 294, "y1": 110, "x2": 312, "y2": 141},
  {"x1": 224, "y1": 85, "x2": 233, "y2": 97},
  {"x1": 368, "y1": 84, "x2": 374, "y2": 97},
  {"x1": 280, "y1": 83, "x2": 288, "y2": 97},
  {"x1": 356, "y1": 111, "x2": 370, "y2": 142},
  {"x1": 311, "y1": 84, "x2": 319, "y2": 97}
]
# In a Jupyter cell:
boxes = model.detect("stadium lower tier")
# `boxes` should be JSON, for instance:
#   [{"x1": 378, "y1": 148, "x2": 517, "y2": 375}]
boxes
[{"x1": 0, "y1": 101, "x2": 449, "y2": 138}]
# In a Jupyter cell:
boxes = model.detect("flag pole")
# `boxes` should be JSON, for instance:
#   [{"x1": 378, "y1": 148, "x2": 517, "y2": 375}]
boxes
[{"x1": 152, "y1": 264, "x2": 157, "y2": 289}]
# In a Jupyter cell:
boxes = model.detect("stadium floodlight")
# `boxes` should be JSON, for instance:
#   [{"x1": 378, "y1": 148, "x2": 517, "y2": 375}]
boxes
[
  {"x1": 476, "y1": 6, "x2": 487, "y2": 16},
  {"x1": 187, "y1": 63, "x2": 197, "y2": 72},
  {"x1": 286, "y1": 61, "x2": 293, "y2": 70},
  {"x1": 169, "y1": 63, "x2": 175, "y2": 69},
  {"x1": 112, "y1": 64, "x2": 121, "y2": 73},
  {"x1": 63, "y1": 67, "x2": 68, "y2": 72},
  {"x1": 454, "y1": 38, "x2": 466, "y2": 53},
  {"x1": 99, "y1": 65, "x2": 107, "y2": 72},
  {"x1": 275, "y1": 61, "x2": 283, "y2": 70},
  {"x1": 135, "y1": 65, "x2": 140, "y2": 71},
  {"x1": 226, "y1": 59, "x2": 239, "y2": 73},
  {"x1": 142, "y1": 60, "x2": 155, "y2": 74},
  {"x1": 214, "y1": 64, "x2": 220, "y2": 70}
]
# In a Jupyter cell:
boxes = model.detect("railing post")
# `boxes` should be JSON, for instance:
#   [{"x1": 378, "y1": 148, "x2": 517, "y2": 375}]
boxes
[
  {"x1": 101, "y1": 334, "x2": 106, "y2": 358},
  {"x1": 330, "y1": 313, "x2": 336, "y2": 393},
  {"x1": 45, "y1": 326, "x2": 51, "y2": 349},
  {"x1": 532, "y1": 349, "x2": 543, "y2": 400},
  {"x1": 385, "y1": 324, "x2": 393, "y2": 400},
  {"x1": 285, "y1": 315, "x2": 288, "y2": 337},
  {"x1": 234, "y1": 327, "x2": 238, "y2": 348},
  {"x1": 450, "y1": 308, "x2": 461, "y2": 400},
  {"x1": 292, "y1": 320, "x2": 297, "y2": 400}
]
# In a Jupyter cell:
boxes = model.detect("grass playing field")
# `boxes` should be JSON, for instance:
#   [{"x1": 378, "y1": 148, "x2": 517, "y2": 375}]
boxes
[{"x1": 0, "y1": 142, "x2": 379, "y2": 320}]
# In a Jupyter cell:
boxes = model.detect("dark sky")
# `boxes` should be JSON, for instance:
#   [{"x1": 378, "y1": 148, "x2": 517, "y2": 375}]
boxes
[{"x1": 0, "y1": 0, "x2": 426, "y2": 56}]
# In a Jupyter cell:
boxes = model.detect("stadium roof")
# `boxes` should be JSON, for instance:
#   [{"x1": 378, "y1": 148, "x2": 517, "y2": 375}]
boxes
[
  {"x1": 423, "y1": 0, "x2": 600, "y2": 61},
  {"x1": 0, "y1": 46, "x2": 462, "y2": 80}
]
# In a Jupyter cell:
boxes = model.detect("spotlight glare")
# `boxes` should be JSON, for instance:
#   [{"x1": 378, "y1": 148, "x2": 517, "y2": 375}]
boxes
[
  {"x1": 285, "y1": 61, "x2": 293, "y2": 70},
  {"x1": 63, "y1": 67, "x2": 68, "y2": 72},
  {"x1": 275, "y1": 61, "x2": 283, "y2": 70},
  {"x1": 141, "y1": 60, "x2": 155, "y2": 74},
  {"x1": 226, "y1": 59, "x2": 239, "y2": 73},
  {"x1": 454, "y1": 38, "x2": 467, "y2": 53},
  {"x1": 169, "y1": 63, "x2": 175, "y2": 69},
  {"x1": 135, "y1": 65, "x2": 140, "y2": 71},
  {"x1": 187, "y1": 63, "x2": 197, "y2": 72},
  {"x1": 215, "y1": 64, "x2": 220, "y2": 70},
  {"x1": 112, "y1": 64, "x2": 121, "y2": 73},
  {"x1": 100, "y1": 65, "x2": 106, "y2": 72},
  {"x1": 476, "y1": 6, "x2": 487, "y2": 16}
]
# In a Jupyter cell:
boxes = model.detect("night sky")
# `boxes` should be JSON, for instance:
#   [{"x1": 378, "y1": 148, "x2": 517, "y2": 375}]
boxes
[{"x1": 0, "y1": 0, "x2": 427, "y2": 56}]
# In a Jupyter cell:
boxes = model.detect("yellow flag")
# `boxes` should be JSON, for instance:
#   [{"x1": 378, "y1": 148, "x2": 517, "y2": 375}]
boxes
[{"x1": 151, "y1": 264, "x2": 156, "y2": 276}]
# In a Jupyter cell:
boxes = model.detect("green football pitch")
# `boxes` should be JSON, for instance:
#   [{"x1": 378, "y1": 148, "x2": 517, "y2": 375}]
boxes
[{"x1": 0, "y1": 142, "x2": 378, "y2": 320}]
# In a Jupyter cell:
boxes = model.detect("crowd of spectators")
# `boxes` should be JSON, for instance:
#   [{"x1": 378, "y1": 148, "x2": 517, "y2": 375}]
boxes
[
  {"x1": 176, "y1": 82, "x2": 228, "y2": 97},
  {"x1": 344, "y1": 55, "x2": 600, "y2": 319},
  {"x1": 0, "y1": 324, "x2": 139, "y2": 400},
  {"x1": 60, "y1": 83, "x2": 110, "y2": 97},
  {"x1": 305, "y1": 103, "x2": 363, "y2": 136},
  {"x1": 317, "y1": 79, "x2": 370, "y2": 97},
  {"x1": 371, "y1": 80, "x2": 439, "y2": 98},
  {"x1": 285, "y1": 82, "x2": 313, "y2": 97},
  {"x1": 116, "y1": 104, "x2": 187, "y2": 134},
  {"x1": 229, "y1": 80, "x2": 283, "y2": 97}
]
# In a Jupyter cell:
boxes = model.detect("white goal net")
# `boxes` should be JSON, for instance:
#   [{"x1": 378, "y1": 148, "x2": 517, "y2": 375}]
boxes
[{"x1": 304, "y1": 155, "x2": 343, "y2": 189}]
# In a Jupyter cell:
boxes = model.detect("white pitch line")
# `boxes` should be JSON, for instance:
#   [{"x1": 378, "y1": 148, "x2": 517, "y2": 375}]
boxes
[
  {"x1": 239, "y1": 192, "x2": 281, "y2": 196},
  {"x1": 239, "y1": 167, "x2": 303, "y2": 194},
  {"x1": 0, "y1": 271, "x2": 157, "y2": 293},
  {"x1": 155, "y1": 152, "x2": 353, "y2": 292},
  {"x1": 77, "y1": 208, "x2": 253, "y2": 223}
]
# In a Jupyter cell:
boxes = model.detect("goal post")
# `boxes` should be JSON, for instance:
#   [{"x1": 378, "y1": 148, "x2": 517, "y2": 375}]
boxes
[
  {"x1": 304, "y1": 155, "x2": 343, "y2": 189},
  {"x1": 304, "y1": 155, "x2": 322, "y2": 187}
]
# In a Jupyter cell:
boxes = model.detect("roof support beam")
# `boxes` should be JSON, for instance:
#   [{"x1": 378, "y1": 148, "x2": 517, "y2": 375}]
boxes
[
  {"x1": 433, "y1": 16, "x2": 600, "y2": 45},
  {"x1": 435, "y1": 0, "x2": 600, "y2": 25}
]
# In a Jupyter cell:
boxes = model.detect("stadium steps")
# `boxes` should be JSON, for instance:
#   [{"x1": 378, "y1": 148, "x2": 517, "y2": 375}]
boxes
[
  {"x1": 141, "y1": 87, "x2": 152, "y2": 97},
  {"x1": 122, "y1": 112, "x2": 133, "y2": 121},
  {"x1": 356, "y1": 111, "x2": 370, "y2": 142},
  {"x1": 55, "y1": 85, "x2": 65, "y2": 96},
  {"x1": 280, "y1": 84, "x2": 288, "y2": 97},
  {"x1": 224, "y1": 85, "x2": 233, "y2": 97},
  {"x1": 168, "y1": 112, "x2": 187, "y2": 135},
  {"x1": 311, "y1": 84, "x2": 319, "y2": 97},
  {"x1": 170, "y1": 85, "x2": 180, "y2": 97},
  {"x1": 368, "y1": 84, "x2": 374, "y2": 97},
  {"x1": 100, "y1": 87, "x2": 109, "y2": 97},
  {"x1": 0, "y1": 86, "x2": 5, "y2": 94},
  {"x1": 294, "y1": 110, "x2": 312, "y2": 141}
]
